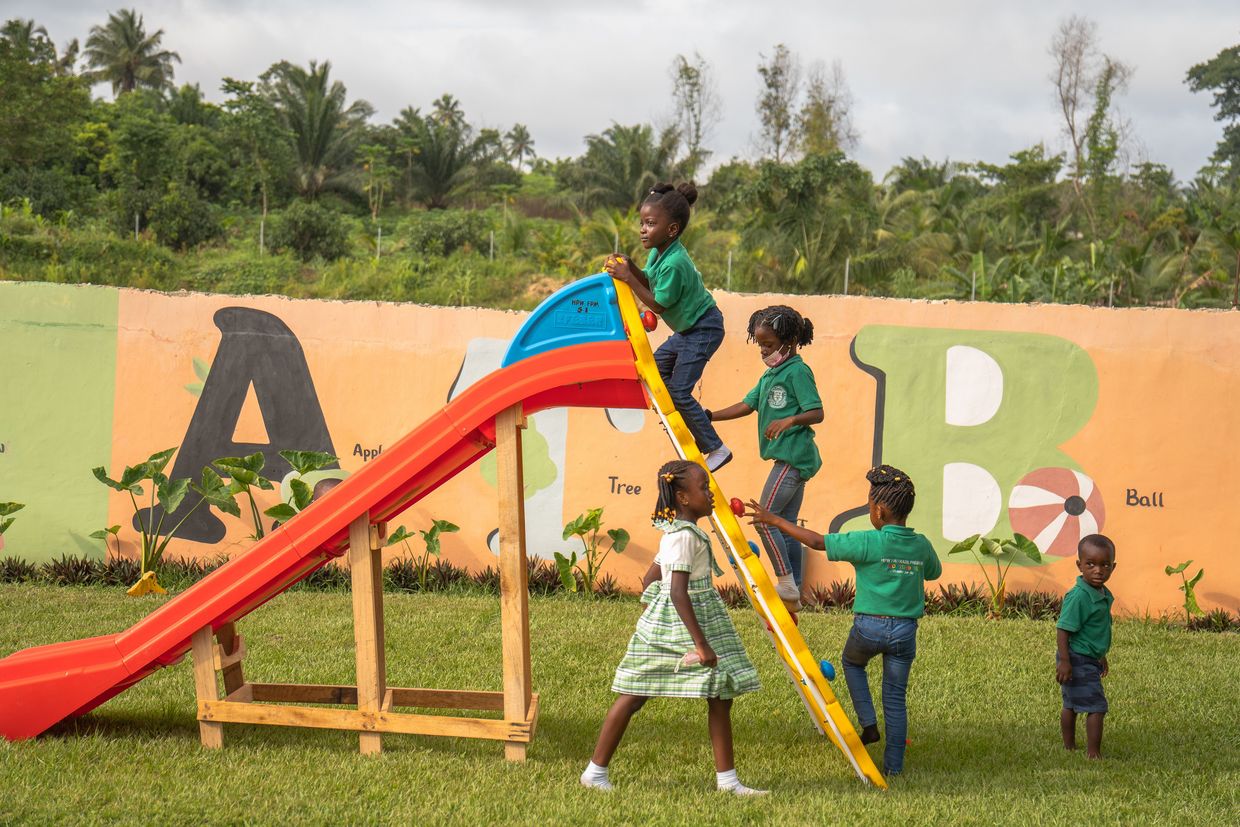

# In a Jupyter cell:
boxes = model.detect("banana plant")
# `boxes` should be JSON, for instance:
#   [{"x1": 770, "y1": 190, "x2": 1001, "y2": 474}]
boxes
[
  {"x1": 93, "y1": 448, "x2": 239, "y2": 594},
  {"x1": 212, "y1": 451, "x2": 275, "y2": 539},
  {"x1": 948, "y1": 532, "x2": 1042, "y2": 618}
]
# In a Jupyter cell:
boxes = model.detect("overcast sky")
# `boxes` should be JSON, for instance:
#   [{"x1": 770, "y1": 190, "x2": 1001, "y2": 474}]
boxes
[{"x1": 11, "y1": 1, "x2": 1239, "y2": 181}]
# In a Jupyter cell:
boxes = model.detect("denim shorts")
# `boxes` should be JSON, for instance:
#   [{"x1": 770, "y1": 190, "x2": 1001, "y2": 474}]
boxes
[{"x1": 1058, "y1": 651, "x2": 1108, "y2": 714}]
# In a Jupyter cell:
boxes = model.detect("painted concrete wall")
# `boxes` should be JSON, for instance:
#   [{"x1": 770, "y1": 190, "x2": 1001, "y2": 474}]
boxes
[{"x1": 2, "y1": 281, "x2": 1235, "y2": 615}]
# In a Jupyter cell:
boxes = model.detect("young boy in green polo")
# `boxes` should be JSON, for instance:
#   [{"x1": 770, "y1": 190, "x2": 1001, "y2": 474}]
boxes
[{"x1": 1056, "y1": 533, "x2": 1116, "y2": 759}]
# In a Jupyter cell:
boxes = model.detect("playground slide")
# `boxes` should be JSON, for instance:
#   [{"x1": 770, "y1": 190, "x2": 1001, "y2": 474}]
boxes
[
  {"x1": 1, "y1": 273, "x2": 883, "y2": 787},
  {"x1": 0, "y1": 333, "x2": 646, "y2": 741}
]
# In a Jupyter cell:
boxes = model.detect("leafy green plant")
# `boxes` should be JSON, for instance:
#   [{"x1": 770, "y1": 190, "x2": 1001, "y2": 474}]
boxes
[
  {"x1": 92, "y1": 448, "x2": 239, "y2": 592},
  {"x1": 212, "y1": 452, "x2": 274, "y2": 539},
  {"x1": 1165, "y1": 560, "x2": 1205, "y2": 626},
  {"x1": 0, "y1": 501, "x2": 24, "y2": 536},
  {"x1": 263, "y1": 450, "x2": 338, "y2": 523},
  {"x1": 555, "y1": 507, "x2": 629, "y2": 595},
  {"x1": 385, "y1": 519, "x2": 460, "y2": 591},
  {"x1": 89, "y1": 524, "x2": 122, "y2": 559},
  {"x1": 948, "y1": 533, "x2": 1042, "y2": 618}
]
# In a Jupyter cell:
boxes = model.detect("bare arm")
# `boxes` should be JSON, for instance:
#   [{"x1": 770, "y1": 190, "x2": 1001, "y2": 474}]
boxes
[
  {"x1": 1056, "y1": 628, "x2": 1073, "y2": 683},
  {"x1": 708, "y1": 402, "x2": 755, "y2": 422},
  {"x1": 670, "y1": 570, "x2": 716, "y2": 666},
  {"x1": 604, "y1": 255, "x2": 665, "y2": 314},
  {"x1": 640, "y1": 562, "x2": 662, "y2": 590},
  {"x1": 746, "y1": 499, "x2": 826, "y2": 550}
]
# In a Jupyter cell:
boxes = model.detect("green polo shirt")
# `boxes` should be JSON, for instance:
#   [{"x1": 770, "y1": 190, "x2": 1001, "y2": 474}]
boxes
[
  {"x1": 741, "y1": 355, "x2": 823, "y2": 479},
  {"x1": 644, "y1": 238, "x2": 715, "y2": 333},
  {"x1": 825, "y1": 525, "x2": 942, "y2": 618},
  {"x1": 1056, "y1": 576, "x2": 1114, "y2": 659}
]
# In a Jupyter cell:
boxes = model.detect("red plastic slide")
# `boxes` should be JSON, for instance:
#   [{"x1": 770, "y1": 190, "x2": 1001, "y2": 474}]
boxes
[{"x1": 0, "y1": 340, "x2": 646, "y2": 740}]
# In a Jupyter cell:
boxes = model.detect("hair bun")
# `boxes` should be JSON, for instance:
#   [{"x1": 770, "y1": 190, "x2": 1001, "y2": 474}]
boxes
[
  {"x1": 867, "y1": 464, "x2": 912, "y2": 488},
  {"x1": 675, "y1": 181, "x2": 698, "y2": 205},
  {"x1": 650, "y1": 181, "x2": 675, "y2": 196}
]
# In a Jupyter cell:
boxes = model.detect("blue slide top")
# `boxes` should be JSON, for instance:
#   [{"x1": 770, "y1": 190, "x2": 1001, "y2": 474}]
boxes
[{"x1": 501, "y1": 274, "x2": 627, "y2": 367}]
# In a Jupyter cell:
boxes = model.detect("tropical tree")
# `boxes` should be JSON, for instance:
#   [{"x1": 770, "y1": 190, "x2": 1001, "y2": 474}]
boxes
[
  {"x1": 221, "y1": 77, "x2": 294, "y2": 251},
  {"x1": 395, "y1": 106, "x2": 474, "y2": 208},
  {"x1": 1, "y1": 17, "x2": 77, "y2": 74},
  {"x1": 83, "y1": 8, "x2": 180, "y2": 96},
  {"x1": 669, "y1": 52, "x2": 721, "y2": 177},
  {"x1": 505, "y1": 123, "x2": 535, "y2": 171},
  {"x1": 1186, "y1": 42, "x2": 1240, "y2": 174},
  {"x1": 260, "y1": 59, "x2": 374, "y2": 199},
  {"x1": 755, "y1": 44, "x2": 801, "y2": 162},
  {"x1": 576, "y1": 122, "x2": 683, "y2": 210}
]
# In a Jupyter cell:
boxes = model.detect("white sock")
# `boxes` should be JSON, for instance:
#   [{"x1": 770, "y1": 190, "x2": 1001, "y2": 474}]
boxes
[
  {"x1": 776, "y1": 575, "x2": 800, "y2": 602},
  {"x1": 581, "y1": 761, "x2": 612, "y2": 790},
  {"x1": 717, "y1": 768, "x2": 768, "y2": 795}
]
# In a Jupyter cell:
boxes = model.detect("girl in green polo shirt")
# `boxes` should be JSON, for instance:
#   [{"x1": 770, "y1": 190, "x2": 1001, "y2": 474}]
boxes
[
  {"x1": 604, "y1": 182, "x2": 732, "y2": 472},
  {"x1": 746, "y1": 465, "x2": 941, "y2": 776},
  {"x1": 706, "y1": 305, "x2": 823, "y2": 612}
]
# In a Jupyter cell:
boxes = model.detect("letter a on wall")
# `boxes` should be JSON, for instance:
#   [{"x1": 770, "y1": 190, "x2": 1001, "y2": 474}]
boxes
[{"x1": 140, "y1": 308, "x2": 338, "y2": 542}]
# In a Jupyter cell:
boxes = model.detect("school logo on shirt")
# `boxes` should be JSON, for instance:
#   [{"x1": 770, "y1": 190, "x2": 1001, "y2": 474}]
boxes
[{"x1": 767, "y1": 385, "x2": 788, "y2": 409}]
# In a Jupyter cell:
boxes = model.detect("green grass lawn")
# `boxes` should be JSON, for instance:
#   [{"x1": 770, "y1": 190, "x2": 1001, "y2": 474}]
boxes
[{"x1": 1, "y1": 583, "x2": 1236, "y2": 826}]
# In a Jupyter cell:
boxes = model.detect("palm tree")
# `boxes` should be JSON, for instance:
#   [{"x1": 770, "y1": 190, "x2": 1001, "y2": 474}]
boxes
[
  {"x1": 260, "y1": 60, "x2": 374, "y2": 198},
  {"x1": 578, "y1": 123, "x2": 683, "y2": 210},
  {"x1": 505, "y1": 123, "x2": 535, "y2": 171},
  {"x1": 395, "y1": 108, "x2": 474, "y2": 209},
  {"x1": 83, "y1": 9, "x2": 179, "y2": 95},
  {"x1": 2, "y1": 18, "x2": 78, "y2": 74}
]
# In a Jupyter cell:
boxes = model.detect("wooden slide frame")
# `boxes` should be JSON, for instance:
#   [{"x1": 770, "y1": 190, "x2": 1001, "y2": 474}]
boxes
[{"x1": 189, "y1": 404, "x2": 538, "y2": 760}]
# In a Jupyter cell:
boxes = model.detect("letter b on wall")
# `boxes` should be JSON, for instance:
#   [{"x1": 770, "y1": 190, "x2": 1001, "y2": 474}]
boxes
[{"x1": 846, "y1": 326, "x2": 1098, "y2": 552}]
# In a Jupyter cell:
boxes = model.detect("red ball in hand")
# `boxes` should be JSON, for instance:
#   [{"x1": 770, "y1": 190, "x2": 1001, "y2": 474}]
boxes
[
  {"x1": 641, "y1": 310, "x2": 657, "y2": 332},
  {"x1": 730, "y1": 497, "x2": 745, "y2": 517}
]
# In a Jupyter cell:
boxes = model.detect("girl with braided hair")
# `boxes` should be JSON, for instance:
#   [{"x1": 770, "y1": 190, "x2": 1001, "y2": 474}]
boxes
[
  {"x1": 706, "y1": 304, "x2": 823, "y2": 612},
  {"x1": 581, "y1": 460, "x2": 764, "y2": 795},
  {"x1": 745, "y1": 464, "x2": 941, "y2": 776},
  {"x1": 604, "y1": 182, "x2": 732, "y2": 472}
]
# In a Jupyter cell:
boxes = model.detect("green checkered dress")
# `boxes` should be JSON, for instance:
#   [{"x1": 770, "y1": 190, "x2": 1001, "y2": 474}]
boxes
[{"x1": 611, "y1": 522, "x2": 760, "y2": 699}]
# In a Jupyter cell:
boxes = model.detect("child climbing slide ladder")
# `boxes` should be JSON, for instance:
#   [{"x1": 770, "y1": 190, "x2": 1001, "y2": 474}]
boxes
[{"x1": 612, "y1": 279, "x2": 887, "y2": 789}]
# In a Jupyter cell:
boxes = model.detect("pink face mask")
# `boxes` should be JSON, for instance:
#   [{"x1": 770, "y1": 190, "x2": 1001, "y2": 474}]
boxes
[{"x1": 762, "y1": 346, "x2": 790, "y2": 368}]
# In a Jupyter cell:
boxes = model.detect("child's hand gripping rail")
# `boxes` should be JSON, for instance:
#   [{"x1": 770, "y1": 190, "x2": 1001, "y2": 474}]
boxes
[{"x1": 609, "y1": 276, "x2": 886, "y2": 789}]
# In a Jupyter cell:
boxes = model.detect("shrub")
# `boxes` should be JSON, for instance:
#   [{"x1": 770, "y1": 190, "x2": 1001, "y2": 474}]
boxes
[
  {"x1": 716, "y1": 583, "x2": 748, "y2": 609},
  {"x1": 269, "y1": 201, "x2": 350, "y2": 262},
  {"x1": 149, "y1": 183, "x2": 222, "y2": 251},
  {"x1": 399, "y1": 208, "x2": 492, "y2": 257},
  {"x1": 0, "y1": 556, "x2": 38, "y2": 583},
  {"x1": 806, "y1": 579, "x2": 855, "y2": 612},
  {"x1": 100, "y1": 556, "x2": 141, "y2": 587},
  {"x1": 39, "y1": 554, "x2": 101, "y2": 586}
]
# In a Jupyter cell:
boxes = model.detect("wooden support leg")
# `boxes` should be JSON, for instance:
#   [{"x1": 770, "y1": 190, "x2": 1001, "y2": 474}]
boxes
[
  {"x1": 191, "y1": 626, "x2": 224, "y2": 749},
  {"x1": 215, "y1": 622, "x2": 246, "y2": 696},
  {"x1": 350, "y1": 512, "x2": 385, "y2": 755},
  {"x1": 496, "y1": 404, "x2": 533, "y2": 762}
]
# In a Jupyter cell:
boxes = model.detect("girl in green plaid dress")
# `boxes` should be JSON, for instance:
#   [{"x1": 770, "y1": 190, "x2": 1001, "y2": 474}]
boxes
[{"x1": 580, "y1": 460, "x2": 764, "y2": 795}]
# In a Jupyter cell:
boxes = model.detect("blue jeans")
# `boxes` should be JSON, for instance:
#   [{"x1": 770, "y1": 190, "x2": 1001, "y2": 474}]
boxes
[
  {"x1": 653, "y1": 305, "x2": 725, "y2": 453},
  {"x1": 842, "y1": 614, "x2": 918, "y2": 774},
  {"x1": 753, "y1": 461, "x2": 805, "y2": 582}
]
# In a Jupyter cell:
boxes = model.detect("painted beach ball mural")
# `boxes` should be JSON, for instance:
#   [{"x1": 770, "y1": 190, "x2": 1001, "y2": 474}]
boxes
[{"x1": 1008, "y1": 468, "x2": 1105, "y2": 557}]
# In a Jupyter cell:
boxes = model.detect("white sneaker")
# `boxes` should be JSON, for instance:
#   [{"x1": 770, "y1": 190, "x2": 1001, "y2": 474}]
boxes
[
  {"x1": 719, "y1": 782, "x2": 769, "y2": 796},
  {"x1": 705, "y1": 445, "x2": 733, "y2": 472}
]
